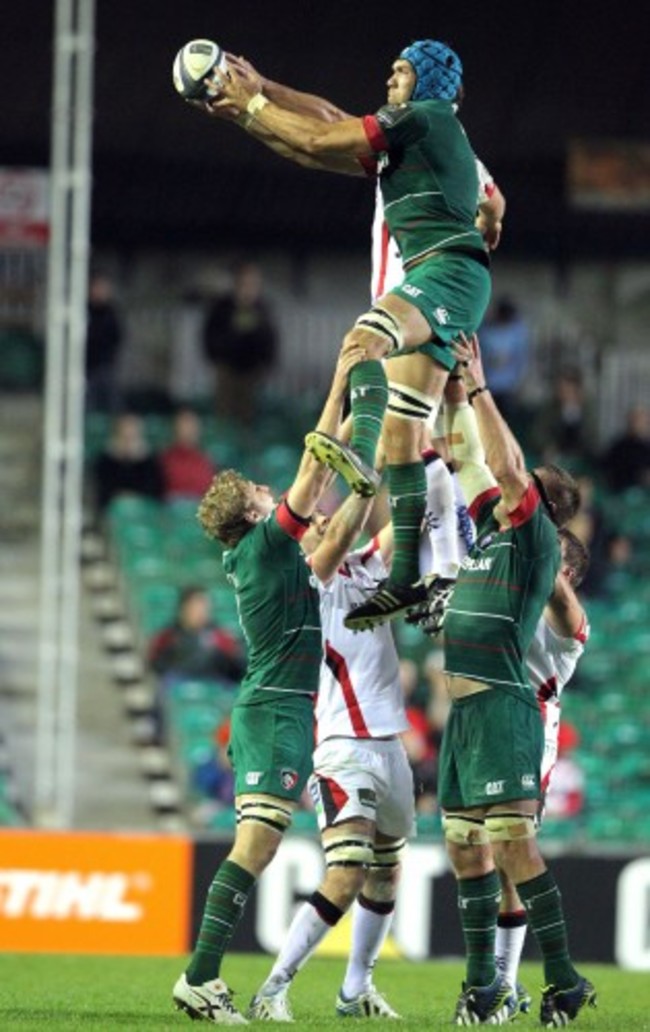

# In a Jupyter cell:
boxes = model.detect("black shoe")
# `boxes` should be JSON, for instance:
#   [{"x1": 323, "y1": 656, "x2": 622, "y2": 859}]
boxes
[
  {"x1": 404, "y1": 575, "x2": 456, "y2": 636},
  {"x1": 344, "y1": 580, "x2": 429, "y2": 631},
  {"x1": 540, "y1": 977, "x2": 597, "y2": 1027},
  {"x1": 304, "y1": 431, "x2": 381, "y2": 498},
  {"x1": 453, "y1": 976, "x2": 517, "y2": 1025}
]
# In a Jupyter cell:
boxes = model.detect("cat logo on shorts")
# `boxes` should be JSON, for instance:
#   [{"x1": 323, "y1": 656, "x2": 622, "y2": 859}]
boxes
[{"x1": 280, "y1": 768, "x2": 299, "y2": 791}]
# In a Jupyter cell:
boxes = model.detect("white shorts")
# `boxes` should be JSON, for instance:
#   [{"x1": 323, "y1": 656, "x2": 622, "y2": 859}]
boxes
[
  {"x1": 309, "y1": 736, "x2": 415, "y2": 839},
  {"x1": 541, "y1": 705, "x2": 560, "y2": 792}
]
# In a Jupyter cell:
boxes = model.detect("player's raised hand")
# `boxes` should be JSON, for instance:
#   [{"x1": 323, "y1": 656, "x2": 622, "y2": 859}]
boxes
[
  {"x1": 211, "y1": 64, "x2": 256, "y2": 115},
  {"x1": 226, "y1": 54, "x2": 264, "y2": 94},
  {"x1": 335, "y1": 343, "x2": 367, "y2": 385},
  {"x1": 451, "y1": 333, "x2": 485, "y2": 394}
]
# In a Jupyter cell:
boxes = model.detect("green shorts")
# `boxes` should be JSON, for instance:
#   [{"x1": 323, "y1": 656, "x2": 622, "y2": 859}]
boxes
[
  {"x1": 227, "y1": 697, "x2": 315, "y2": 801},
  {"x1": 438, "y1": 688, "x2": 544, "y2": 810},
  {"x1": 387, "y1": 251, "x2": 491, "y2": 370}
]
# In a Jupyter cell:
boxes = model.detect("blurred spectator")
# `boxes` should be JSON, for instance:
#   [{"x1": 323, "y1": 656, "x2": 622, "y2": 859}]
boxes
[
  {"x1": 565, "y1": 474, "x2": 606, "y2": 558},
  {"x1": 583, "y1": 530, "x2": 635, "y2": 598},
  {"x1": 159, "y1": 407, "x2": 216, "y2": 502},
  {"x1": 85, "y1": 272, "x2": 123, "y2": 413},
  {"x1": 148, "y1": 586, "x2": 244, "y2": 683},
  {"x1": 191, "y1": 718, "x2": 236, "y2": 825},
  {"x1": 544, "y1": 722, "x2": 585, "y2": 820},
  {"x1": 529, "y1": 366, "x2": 597, "y2": 468},
  {"x1": 478, "y1": 296, "x2": 530, "y2": 423},
  {"x1": 203, "y1": 258, "x2": 278, "y2": 424},
  {"x1": 148, "y1": 587, "x2": 245, "y2": 746},
  {"x1": 600, "y1": 405, "x2": 650, "y2": 492},
  {"x1": 93, "y1": 412, "x2": 165, "y2": 512}
]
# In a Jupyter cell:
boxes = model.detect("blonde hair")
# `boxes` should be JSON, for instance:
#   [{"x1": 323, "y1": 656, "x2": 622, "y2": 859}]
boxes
[{"x1": 197, "y1": 469, "x2": 252, "y2": 546}]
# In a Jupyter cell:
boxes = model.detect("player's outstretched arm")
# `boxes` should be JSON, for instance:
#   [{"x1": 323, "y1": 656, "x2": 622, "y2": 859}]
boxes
[
  {"x1": 228, "y1": 54, "x2": 352, "y2": 122},
  {"x1": 203, "y1": 56, "x2": 365, "y2": 174},
  {"x1": 310, "y1": 494, "x2": 374, "y2": 584},
  {"x1": 452, "y1": 333, "x2": 528, "y2": 512},
  {"x1": 287, "y1": 346, "x2": 366, "y2": 519},
  {"x1": 216, "y1": 66, "x2": 373, "y2": 160},
  {"x1": 545, "y1": 571, "x2": 586, "y2": 638},
  {"x1": 444, "y1": 372, "x2": 497, "y2": 508}
]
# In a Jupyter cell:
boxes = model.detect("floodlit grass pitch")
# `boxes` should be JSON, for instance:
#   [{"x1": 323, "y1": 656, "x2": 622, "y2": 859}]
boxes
[{"x1": 0, "y1": 954, "x2": 647, "y2": 1029}]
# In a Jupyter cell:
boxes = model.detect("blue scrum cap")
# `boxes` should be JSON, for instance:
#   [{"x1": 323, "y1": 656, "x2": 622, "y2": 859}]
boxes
[{"x1": 399, "y1": 40, "x2": 463, "y2": 101}]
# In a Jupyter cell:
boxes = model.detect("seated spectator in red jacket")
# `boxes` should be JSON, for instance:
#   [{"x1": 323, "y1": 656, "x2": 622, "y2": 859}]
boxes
[
  {"x1": 148, "y1": 586, "x2": 244, "y2": 683},
  {"x1": 93, "y1": 412, "x2": 165, "y2": 512},
  {"x1": 148, "y1": 587, "x2": 245, "y2": 745},
  {"x1": 160, "y1": 407, "x2": 216, "y2": 501}
]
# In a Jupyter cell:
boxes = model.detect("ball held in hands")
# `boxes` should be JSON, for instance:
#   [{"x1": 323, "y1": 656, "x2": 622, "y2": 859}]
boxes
[{"x1": 172, "y1": 39, "x2": 228, "y2": 101}]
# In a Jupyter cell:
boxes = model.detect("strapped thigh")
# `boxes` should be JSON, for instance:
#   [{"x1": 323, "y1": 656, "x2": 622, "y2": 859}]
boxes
[
  {"x1": 443, "y1": 811, "x2": 490, "y2": 846},
  {"x1": 354, "y1": 306, "x2": 403, "y2": 354},
  {"x1": 387, "y1": 380, "x2": 436, "y2": 422},
  {"x1": 485, "y1": 811, "x2": 537, "y2": 842},
  {"x1": 369, "y1": 837, "x2": 406, "y2": 870},
  {"x1": 323, "y1": 832, "x2": 374, "y2": 869},
  {"x1": 236, "y1": 794, "x2": 293, "y2": 834}
]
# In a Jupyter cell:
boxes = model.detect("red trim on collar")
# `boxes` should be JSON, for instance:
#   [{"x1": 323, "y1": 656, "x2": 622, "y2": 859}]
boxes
[
  {"x1": 360, "y1": 535, "x2": 381, "y2": 563},
  {"x1": 358, "y1": 154, "x2": 378, "y2": 177},
  {"x1": 276, "y1": 499, "x2": 309, "y2": 541},
  {"x1": 574, "y1": 613, "x2": 589, "y2": 644},
  {"x1": 468, "y1": 486, "x2": 500, "y2": 524},
  {"x1": 363, "y1": 115, "x2": 389, "y2": 153},
  {"x1": 422, "y1": 448, "x2": 440, "y2": 464},
  {"x1": 509, "y1": 481, "x2": 541, "y2": 528}
]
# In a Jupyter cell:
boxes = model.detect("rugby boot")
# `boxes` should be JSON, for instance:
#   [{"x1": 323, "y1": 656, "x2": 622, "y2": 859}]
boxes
[
  {"x1": 173, "y1": 973, "x2": 248, "y2": 1024},
  {"x1": 344, "y1": 579, "x2": 428, "y2": 631},
  {"x1": 305, "y1": 431, "x2": 381, "y2": 498},
  {"x1": 336, "y1": 984, "x2": 400, "y2": 1018},
  {"x1": 453, "y1": 976, "x2": 517, "y2": 1025},
  {"x1": 540, "y1": 977, "x2": 597, "y2": 1027}
]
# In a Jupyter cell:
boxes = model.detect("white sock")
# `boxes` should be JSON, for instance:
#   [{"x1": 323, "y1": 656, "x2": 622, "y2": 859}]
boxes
[
  {"x1": 495, "y1": 915, "x2": 528, "y2": 989},
  {"x1": 266, "y1": 900, "x2": 337, "y2": 986},
  {"x1": 341, "y1": 897, "x2": 394, "y2": 999}
]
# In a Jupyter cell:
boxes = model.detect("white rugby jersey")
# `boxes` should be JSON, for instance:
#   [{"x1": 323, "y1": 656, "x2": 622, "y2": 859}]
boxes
[
  {"x1": 371, "y1": 157, "x2": 496, "y2": 301},
  {"x1": 527, "y1": 615, "x2": 589, "y2": 705},
  {"x1": 313, "y1": 540, "x2": 409, "y2": 744},
  {"x1": 526, "y1": 613, "x2": 589, "y2": 787}
]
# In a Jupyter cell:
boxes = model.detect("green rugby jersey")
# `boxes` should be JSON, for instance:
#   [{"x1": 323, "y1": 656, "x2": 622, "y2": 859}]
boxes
[
  {"x1": 443, "y1": 484, "x2": 560, "y2": 702},
  {"x1": 222, "y1": 500, "x2": 322, "y2": 706},
  {"x1": 362, "y1": 100, "x2": 487, "y2": 266}
]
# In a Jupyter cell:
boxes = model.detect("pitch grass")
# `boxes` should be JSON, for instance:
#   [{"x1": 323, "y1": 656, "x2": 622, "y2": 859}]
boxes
[{"x1": 0, "y1": 953, "x2": 648, "y2": 1030}]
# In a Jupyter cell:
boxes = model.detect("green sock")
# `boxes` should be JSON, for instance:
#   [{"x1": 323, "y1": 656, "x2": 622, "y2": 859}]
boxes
[
  {"x1": 186, "y1": 859, "x2": 255, "y2": 985},
  {"x1": 457, "y1": 870, "x2": 501, "y2": 987},
  {"x1": 387, "y1": 461, "x2": 426, "y2": 586},
  {"x1": 349, "y1": 360, "x2": 388, "y2": 467},
  {"x1": 517, "y1": 870, "x2": 579, "y2": 989}
]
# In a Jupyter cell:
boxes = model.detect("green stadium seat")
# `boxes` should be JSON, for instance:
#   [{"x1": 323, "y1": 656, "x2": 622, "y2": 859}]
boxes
[
  {"x1": 106, "y1": 495, "x2": 163, "y2": 525},
  {"x1": 132, "y1": 582, "x2": 179, "y2": 633},
  {"x1": 539, "y1": 818, "x2": 581, "y2": 842},
  {"x1": 206, "y1": 808, "x2": 238, "y2": 831}
]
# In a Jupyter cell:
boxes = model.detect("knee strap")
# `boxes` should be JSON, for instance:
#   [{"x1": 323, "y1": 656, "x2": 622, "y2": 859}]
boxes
[
  {"x1": 369, "y1": 838, "x2": 406, "y2": 870},
  {"x1": 443, "y1": 812, "x2": 490, "y2": 846},
  {"x1": 323, "y1": 833, "x2": 374, "y2": 868},
  {"x1": 485, "y1": 812, "x2": 537, "y2": 842},
  {"x1": 355, "y1": 306, "x2": 403, "y2": 354},
  {"x1": 237, "y1": 795, "x2": 293, "y2": 833},
  {"x1": 387, "y1": 380, "x2": 436, "y2": 422}
]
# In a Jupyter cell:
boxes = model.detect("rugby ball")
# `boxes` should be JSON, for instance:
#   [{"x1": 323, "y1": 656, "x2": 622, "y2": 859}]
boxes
[{"x1": 172, "y1": 39, "x2": 228, "y2": 101}]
